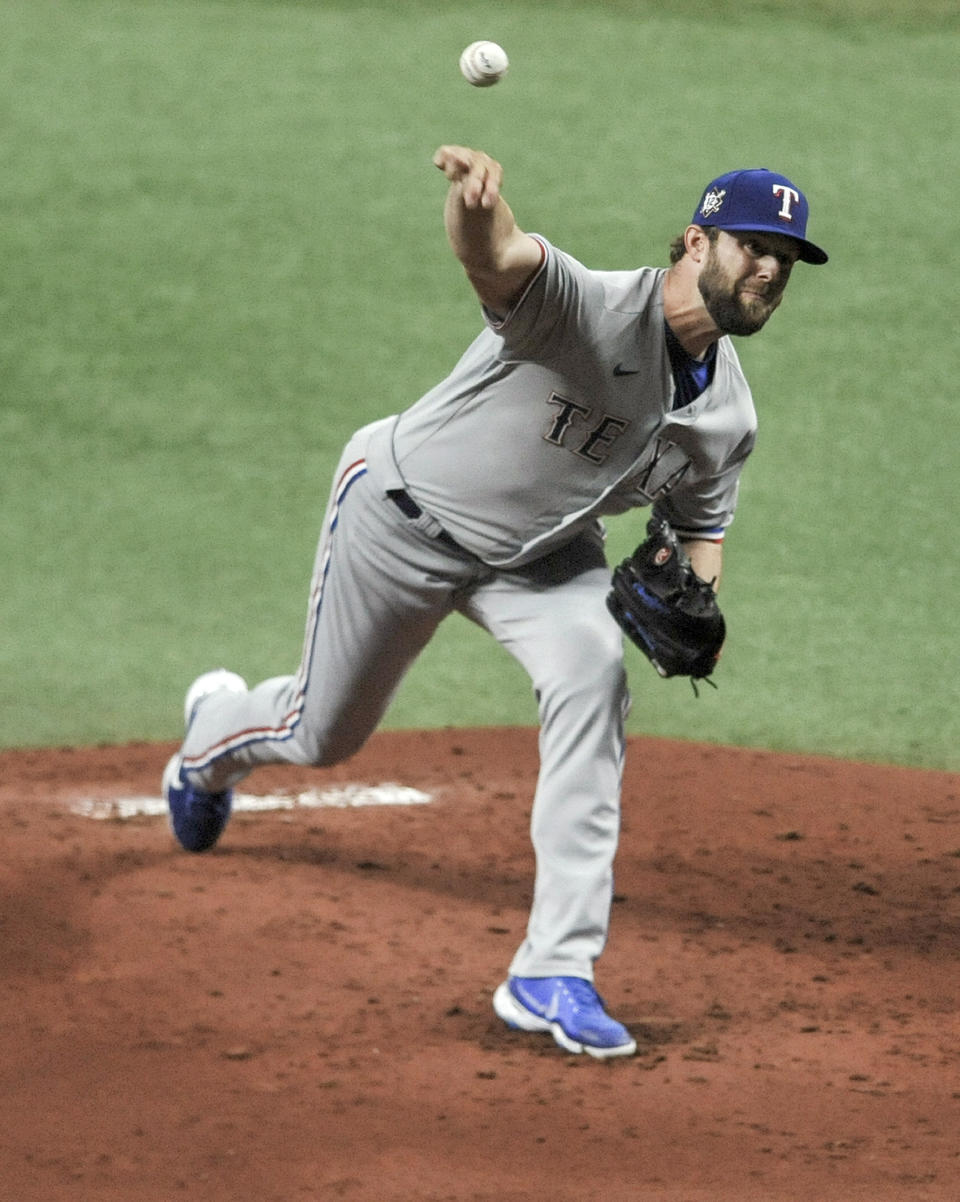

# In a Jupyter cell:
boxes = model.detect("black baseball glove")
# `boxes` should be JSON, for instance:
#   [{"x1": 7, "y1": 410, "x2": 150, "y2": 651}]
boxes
[{"x1": 607, "y1": 517, "x2": 725, "y2": 685}]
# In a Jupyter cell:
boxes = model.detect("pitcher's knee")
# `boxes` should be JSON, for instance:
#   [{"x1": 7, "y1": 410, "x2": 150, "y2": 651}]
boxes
[{"x1": 291, "y1": 723, "x2": 370, "y2": 770}]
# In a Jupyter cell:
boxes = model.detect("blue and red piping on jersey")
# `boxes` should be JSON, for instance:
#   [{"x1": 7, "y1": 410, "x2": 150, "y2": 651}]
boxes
[
  {"x1": 672, "y1": 525, "x2": 726, "y2": 543},
  {"x1": 181, "y1": 457, "x2": 368, "y2": 773}
]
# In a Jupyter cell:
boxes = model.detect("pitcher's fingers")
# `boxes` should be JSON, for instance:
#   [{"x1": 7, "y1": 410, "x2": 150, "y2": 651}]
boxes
[{"x1": 433, "y1": 145, "x2": 502, "y2": 208}]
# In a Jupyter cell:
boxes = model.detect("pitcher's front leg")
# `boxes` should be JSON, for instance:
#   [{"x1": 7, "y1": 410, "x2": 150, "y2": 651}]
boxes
[
  {"x1": 510, "y1": 609, "x2": 629, "y2": 979},
  {"x1": 460, "y1": 545, "x2": 630, "y2": 979}
]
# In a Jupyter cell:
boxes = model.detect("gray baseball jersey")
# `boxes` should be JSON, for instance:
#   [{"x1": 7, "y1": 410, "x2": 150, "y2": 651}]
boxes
[{"x1": 365, "y1": 235, "x2": 757, "y2": 566}]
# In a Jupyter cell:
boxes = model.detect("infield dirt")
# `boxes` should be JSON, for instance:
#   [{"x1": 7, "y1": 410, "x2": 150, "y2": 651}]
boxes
[{"x1": 1, "y1": 729, "x2": 958, "y2": 1200}]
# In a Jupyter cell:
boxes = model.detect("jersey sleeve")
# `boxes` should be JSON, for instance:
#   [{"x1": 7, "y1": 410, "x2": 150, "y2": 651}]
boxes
[{"x1": 482, "y1": 236, "x2": 594, "y2": 362}]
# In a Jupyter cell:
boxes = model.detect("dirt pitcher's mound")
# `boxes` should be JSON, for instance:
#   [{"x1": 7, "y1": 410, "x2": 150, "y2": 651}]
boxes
[{"x1": 1, "y1": 729, "x2": 959, "y2": 1202}]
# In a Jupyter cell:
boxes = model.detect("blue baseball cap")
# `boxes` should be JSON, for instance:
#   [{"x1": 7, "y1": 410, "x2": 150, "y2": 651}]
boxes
[{"x1": 692, "y1": 168, "x2": 828, "y2": 265}]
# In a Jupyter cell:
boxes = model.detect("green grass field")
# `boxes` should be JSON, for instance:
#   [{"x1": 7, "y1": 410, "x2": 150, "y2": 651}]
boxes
[{"x1": 1, "y1": 0, "x2": 957, "y2": 768}]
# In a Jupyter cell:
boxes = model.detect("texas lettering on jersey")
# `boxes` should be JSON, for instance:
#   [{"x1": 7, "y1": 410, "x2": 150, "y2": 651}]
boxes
[
  {"x1": 541, "y1": 394, "x2": 691, "y2": 503},
  {"x1": 622, "y1": 437, "x2": 691, "y2": 501},
  {"x1": 542, "y1": 392, "x2": 630, "y2": 464}
]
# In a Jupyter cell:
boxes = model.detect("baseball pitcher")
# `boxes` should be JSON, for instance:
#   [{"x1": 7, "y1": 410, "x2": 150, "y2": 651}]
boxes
[{"x1": 163, "y1": 146, "x2": 827, "y2": 1058}]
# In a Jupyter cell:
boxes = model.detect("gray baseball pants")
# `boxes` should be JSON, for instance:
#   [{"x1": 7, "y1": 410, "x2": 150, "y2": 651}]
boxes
[{"x1": 180, "y1": 424, "x2": 630, "y2": 980}]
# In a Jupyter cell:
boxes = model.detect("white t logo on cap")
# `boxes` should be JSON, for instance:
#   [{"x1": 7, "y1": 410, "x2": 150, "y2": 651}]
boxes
[{"x1": 773, "y1": 184, "x2": 800, "y2": 220}]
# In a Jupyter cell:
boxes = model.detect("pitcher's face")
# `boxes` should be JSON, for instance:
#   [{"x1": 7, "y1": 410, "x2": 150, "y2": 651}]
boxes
[{"x1": 698, "y1": 230, "x2": 798, "y2": 336}]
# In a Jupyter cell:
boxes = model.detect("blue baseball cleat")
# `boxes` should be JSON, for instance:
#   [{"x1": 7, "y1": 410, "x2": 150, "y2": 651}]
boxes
[
  {"x1": 163, "y1": 669, "x2": 248, "y2": 853},
  {"x1": 163, "y1": 754, "x2": 234, "y2": 853},
  {"x1": 493, "y1": 975, "x2": 637, "y2": 1058}
]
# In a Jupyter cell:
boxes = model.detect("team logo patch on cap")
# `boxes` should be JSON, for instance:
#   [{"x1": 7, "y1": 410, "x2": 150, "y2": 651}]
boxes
[{"x1": 699, "y1": 188, "x2": 726, "y2": 218}]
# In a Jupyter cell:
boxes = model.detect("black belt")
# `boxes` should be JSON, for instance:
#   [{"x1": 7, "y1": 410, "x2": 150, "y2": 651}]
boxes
[{"x1": 386, "y1": 489, "x2": 463, "y2": 553}]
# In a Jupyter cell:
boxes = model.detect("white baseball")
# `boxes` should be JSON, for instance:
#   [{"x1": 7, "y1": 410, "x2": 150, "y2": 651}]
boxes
[{"x1": 459, "y1": 41, "x2": 509, "y2": 88}]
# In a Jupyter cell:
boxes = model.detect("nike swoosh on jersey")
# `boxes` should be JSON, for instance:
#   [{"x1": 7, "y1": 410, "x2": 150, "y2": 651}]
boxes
[{"x1": 613, "y1": 363, "x2": 640, "y2": 376}]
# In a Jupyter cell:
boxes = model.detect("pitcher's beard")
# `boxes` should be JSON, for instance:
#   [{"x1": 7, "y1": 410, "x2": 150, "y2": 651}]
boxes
[{"x1": 698, "y1": 258, "x2": 782, "y2": 336}]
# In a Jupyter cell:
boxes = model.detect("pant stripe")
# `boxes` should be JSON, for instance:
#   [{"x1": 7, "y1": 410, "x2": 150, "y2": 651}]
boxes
[{"x1": 182, "y1": 459, "x2": 368, "y2": 770}]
